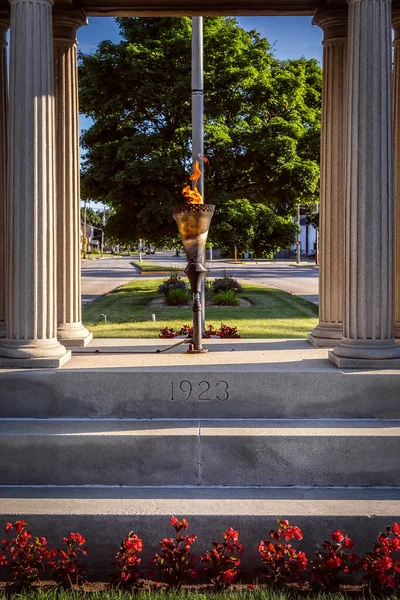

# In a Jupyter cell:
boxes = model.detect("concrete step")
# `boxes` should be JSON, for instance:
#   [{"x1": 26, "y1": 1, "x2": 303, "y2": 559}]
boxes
[
  {"x1": 1, "y1": 359, "x2": 400, "y2": 419},
  {"x1": 0, "y1": 485, "x2": 399, "y2": 576},
  {"x1": 0, "y1": 418, "x2": 399, "y2": 487}
]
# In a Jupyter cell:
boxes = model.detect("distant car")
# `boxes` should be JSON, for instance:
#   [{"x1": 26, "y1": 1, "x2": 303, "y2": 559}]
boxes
[{"x1": 145, "y1": 246, "x2": 155, "y2": 255}]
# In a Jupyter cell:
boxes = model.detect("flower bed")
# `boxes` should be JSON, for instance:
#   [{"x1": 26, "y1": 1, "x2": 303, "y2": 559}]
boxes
[
  {"x1": 1, "y1": 518, "x2": 400, "y2": 594},
  {"x1": 158, "y1": 324, "x2": 241, "y2": 339}
]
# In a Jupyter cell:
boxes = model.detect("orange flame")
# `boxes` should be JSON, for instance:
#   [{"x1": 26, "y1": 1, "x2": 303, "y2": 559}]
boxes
[{"x1": 182, "y1": 160, "x2": 203, "y2": 204}]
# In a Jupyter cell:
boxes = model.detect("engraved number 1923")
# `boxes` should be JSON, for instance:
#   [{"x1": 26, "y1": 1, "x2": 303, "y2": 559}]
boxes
[{"x1": 169, "y1": 380, "x2": 229, "y2": 403}]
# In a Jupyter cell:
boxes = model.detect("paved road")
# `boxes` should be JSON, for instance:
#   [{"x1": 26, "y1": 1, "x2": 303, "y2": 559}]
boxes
[
  {"x1": 81, "y1": 257, "x2": 137, "y2": 305},
  {"x1": 137, "y1": 252, "x2": 319, "y2": 304},
  {"x1": 81, "y1": 253, "x2": 319, "y2": 305}
]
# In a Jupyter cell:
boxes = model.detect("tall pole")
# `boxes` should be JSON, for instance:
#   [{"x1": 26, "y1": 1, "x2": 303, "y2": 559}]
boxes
[
  {"x1": 296, "y1": 204, "x2": 301, "y2": 264},
  {"x1": 83, "y1": 199, "x2": 87, "y2": 259},
  {"x1": 192, "y1": 16, "x2": 205, "y2": 331}
]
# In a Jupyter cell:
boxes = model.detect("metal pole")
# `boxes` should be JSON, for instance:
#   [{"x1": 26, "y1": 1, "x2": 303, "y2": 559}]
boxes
[
  {"x1": 192, "y1": 16, "x2": 205, "y2": 333},
  {"x1": 296, "y1": 204, "x2": 301, "y2": 264},
  {"x1": 83, "y1": 199, "x2": 87, "y2": 260}
]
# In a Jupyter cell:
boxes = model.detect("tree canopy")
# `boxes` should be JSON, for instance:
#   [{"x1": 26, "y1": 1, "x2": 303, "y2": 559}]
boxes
[{"x1": 79, "y1": 17, "x2": 321, "y2": 251}]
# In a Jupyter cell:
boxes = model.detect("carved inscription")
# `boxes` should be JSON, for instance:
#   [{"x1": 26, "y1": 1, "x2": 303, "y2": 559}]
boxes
[{"x1": 169, "y1": 380, "x2": 229, "y2": 403}]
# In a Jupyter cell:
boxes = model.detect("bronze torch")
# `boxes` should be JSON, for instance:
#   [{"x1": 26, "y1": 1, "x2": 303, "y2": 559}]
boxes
[{"x1": 173, "y1": 203, "x2": 215, "y2": 353}]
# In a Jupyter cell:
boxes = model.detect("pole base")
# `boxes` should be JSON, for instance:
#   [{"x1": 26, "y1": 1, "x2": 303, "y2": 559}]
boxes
[{"x1": 187, "y1": 344, "x2": 208, "y2": 354}]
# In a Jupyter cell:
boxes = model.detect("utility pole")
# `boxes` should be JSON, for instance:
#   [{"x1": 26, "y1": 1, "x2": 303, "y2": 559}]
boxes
[
  {"x1": 192, "y1": 16, "x2": 206, "y2": 330},
  {"x1": 101, "y1": 205, "x2": 105, "y2": 258},
  {"x1": 83, "y1": 199, "x2": 88, "y2": 260},
  {"x1": 296, "y1": 204, "x2": 301, "y2": 264}
]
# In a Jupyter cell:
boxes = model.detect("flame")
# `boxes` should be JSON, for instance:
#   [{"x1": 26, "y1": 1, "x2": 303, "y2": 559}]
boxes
[{"x1": 182, "y1": 160, "x2": 203, "y2": 204}]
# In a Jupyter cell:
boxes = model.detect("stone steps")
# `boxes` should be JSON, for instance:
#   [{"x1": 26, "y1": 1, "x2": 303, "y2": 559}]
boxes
[
  {"x1": 0, "y1": 418, "x2": 399, "y2": 487},
  {"x1": 1, "y1": 350, "x2": 400, "y2": 419},
  {"x1": 1, "y1": 343, "x2": 399, "y2": 574},
  {"x1": 0, "y1": 485, "x2": 399, "y2": 575}
]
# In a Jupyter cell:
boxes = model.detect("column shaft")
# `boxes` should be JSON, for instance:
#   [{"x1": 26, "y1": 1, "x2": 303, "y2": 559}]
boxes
[
  {"x1": 54, "y1": 13, "x2": 92, "y2": 347},
  {"x1": 0, "y1": 19, "x2": 7, "y2": 338},
  {"x1": 309, "y1": 12, "x2": 347, "y2": 347},
  {"x1": 329, "y1": 0, "x2": 400, "y2": 368},
  {"x1": 0, "y1": 0, "x2": 70, "y2": 368},
  {"x1": 393, "y1": 15, "x2": 400, "y2": 338}
]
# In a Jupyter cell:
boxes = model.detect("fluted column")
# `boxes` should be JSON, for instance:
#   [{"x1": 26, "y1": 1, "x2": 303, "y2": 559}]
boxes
[
  {"x1": 0, "y1": 16, "x2": 8, "y2": 339},
  {"x1": 54, "y1": 11, "x2": 92, "y2": 347},
  {"x1": 329, "y1": 0, "x2": 400, "y2": 368},
  {"x1": 0, "y1": 0, "x2": 70, "y2": 368},
  {"x1": 308, "y1": 11, "x2": 347, "y2": 347},
  {"x1": 393, "y1": 13, "x2": 400, "y2": 338}
]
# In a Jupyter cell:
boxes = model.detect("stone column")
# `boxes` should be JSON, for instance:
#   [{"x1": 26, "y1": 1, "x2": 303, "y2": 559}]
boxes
[
  {"x1": 329, "y1": 0, "x2": 400, "y2": 368},
  {"x1": 0, "y1": 16, "x2": 8, "y2": 339},
  {"x1": 53, "y1": 11, "x2": 92, "y2": 347},
  {"x1": 393, "y1": 13, "x2": 400, "y2": 338},
  {"x1": 0, "y1": 0, "x2": 70, "y2": 368},
  {"x1": 308, "y1": 11, "x2": 347, "y2": 347}
]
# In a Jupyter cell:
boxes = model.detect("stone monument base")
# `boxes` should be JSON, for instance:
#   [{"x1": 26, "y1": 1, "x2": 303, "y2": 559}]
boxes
[{"x1": 0, "y1": 338, "x2": 399, "y2": 574}]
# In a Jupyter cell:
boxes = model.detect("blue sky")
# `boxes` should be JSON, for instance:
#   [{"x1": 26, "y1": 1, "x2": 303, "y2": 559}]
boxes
[{"x1": 77, "y1": 16, "x2": 323, "y2": 62}]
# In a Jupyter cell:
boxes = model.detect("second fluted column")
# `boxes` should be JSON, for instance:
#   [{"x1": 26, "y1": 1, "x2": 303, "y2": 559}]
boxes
[
  {"x1": 54, "y1": 11, "x2": 92, "y2": 347},
  {"x1": 308, "y1": 10, "x2": 347, "y2": 347}
]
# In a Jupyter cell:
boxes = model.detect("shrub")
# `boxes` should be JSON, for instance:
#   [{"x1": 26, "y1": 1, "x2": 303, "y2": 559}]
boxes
[
  {"x1": 49, "y1": 532, "x2": 88, "y2": 587},
  {"x1": 89, "y1": 248, "x2": 101, "y2": 255},
  {"x1": 110, "y1": 531, "x2": 143, "y2": 589},
  {"x1": 1, "y1": 520, "x2": 53, "y2": 587},
  {"x1": 213, "y1": 290, "x2": 239, "y2": 306},
  {"x1": 199, "y1": 527, "x2": 244, "y2": 589},
  {"x1": 310, "y1": 529, "x2": 359, "y2": 590},
  {"x1": 151, "y1": 516, "x2": 198, "y2": 588},
  {"x1": 158, "y1": 274, "x2": 187, "y2": 295},
  {"x1": 258, "y1": 519, "x2": 307, "y2": 587},
  {"x1": 165, "y1": 288, "x2": 190, "y2": 306},
  {"x1": 362, "y1": 523, "x2": 400, "y2": 592},
  {"x1": 213, "y1": 277, "x2": 242, "y2": 294}
]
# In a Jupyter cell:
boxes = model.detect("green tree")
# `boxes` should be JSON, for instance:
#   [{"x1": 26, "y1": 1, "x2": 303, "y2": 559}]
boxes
[
  {"x1": 79, "y1": 17, "x2": 321, "y2": 244},
  {"x1": 211, "y1": 198, "x2": 299, "y2": 257}
]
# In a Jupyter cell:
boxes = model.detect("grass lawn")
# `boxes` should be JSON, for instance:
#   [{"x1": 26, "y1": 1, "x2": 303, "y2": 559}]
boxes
[
  {"x1": 82, "y1": 279, "x2": 318, "y2": 339},
  {"x1": 131, "y1": 261, "x2": 183, "y2": 274}
]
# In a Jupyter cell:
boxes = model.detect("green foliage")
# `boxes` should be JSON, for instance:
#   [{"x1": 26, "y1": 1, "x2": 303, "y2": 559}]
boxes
[
  {"x1": 212, "y1": 277, "x2": 242, "y2": 294},
  {"x1": 213, "y1": 290, "x2": 240, "y2": 306},
  {"x1": 165, "y1": 288, "x2": 190, "y2": 306},
  {"x1": 79, "y1": 17, "x2": 321, "y2": 244},
  {"x1": 211, "y1": 198, "x2": 299, "y2": 257}
]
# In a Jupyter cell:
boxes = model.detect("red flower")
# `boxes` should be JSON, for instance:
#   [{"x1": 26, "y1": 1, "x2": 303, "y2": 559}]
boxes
[
  {"x1": 14, "y1": 521, "x2": 26, "y2": 533},
  {"x1": 327, "y1": 557, "x2": 342, "y2": 569},
  {"x1": 331, "y1": 530, "x2": 345, "y2": 543},
  {"x1": 392, "y1": 537, "x2": 400, "y2": 551},
  {"x1": 392, "y1": 523, "x2": 400, "y2": 536},
  {"x1": 4, "y1": 523, "x2": 12, "y2": 535},
  {"x1": 342, "y1": 536, "x2": 354, "y2": 549},
  {"x1": 225, "y1": 527, "x2": 239, "y2": 541}
]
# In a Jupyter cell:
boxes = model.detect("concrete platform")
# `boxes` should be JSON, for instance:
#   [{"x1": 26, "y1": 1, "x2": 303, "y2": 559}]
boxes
[
  {"x1": 1, "y1": 339, "x2": 400, "y2": 419},
  {"x1": 0, "y1": 418, "x2": 398, "y2": 487},
  {"x1": 0, "y1": 486, "x2": 398, "y2": 576},
  {"x1": 1, "y1": 338, "x2": 399, "y2": 573}
]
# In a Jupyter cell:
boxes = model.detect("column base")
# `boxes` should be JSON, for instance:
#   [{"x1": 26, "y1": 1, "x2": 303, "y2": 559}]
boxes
[
  {"x1": 57, "y1": 323, "x2": 93, "y2": 347},
  {"x1": 0, "y1": 338, "x2": 71, "y2": 368},
  {"x1": 395, "y1": 325, "x2": 400, "y2": 340},
  {"x1": 329, "y1": 338, "x2": 400, "y2": 369},
  {"x1": 308, "y1": 323, "x2": 342, "y2": 347},
  {"x1": 0, "y1": 321, "x2": 5, "y2": 339},
  {"x1": 0, "y1": 351, "x2": 71, "y2": 369}
]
